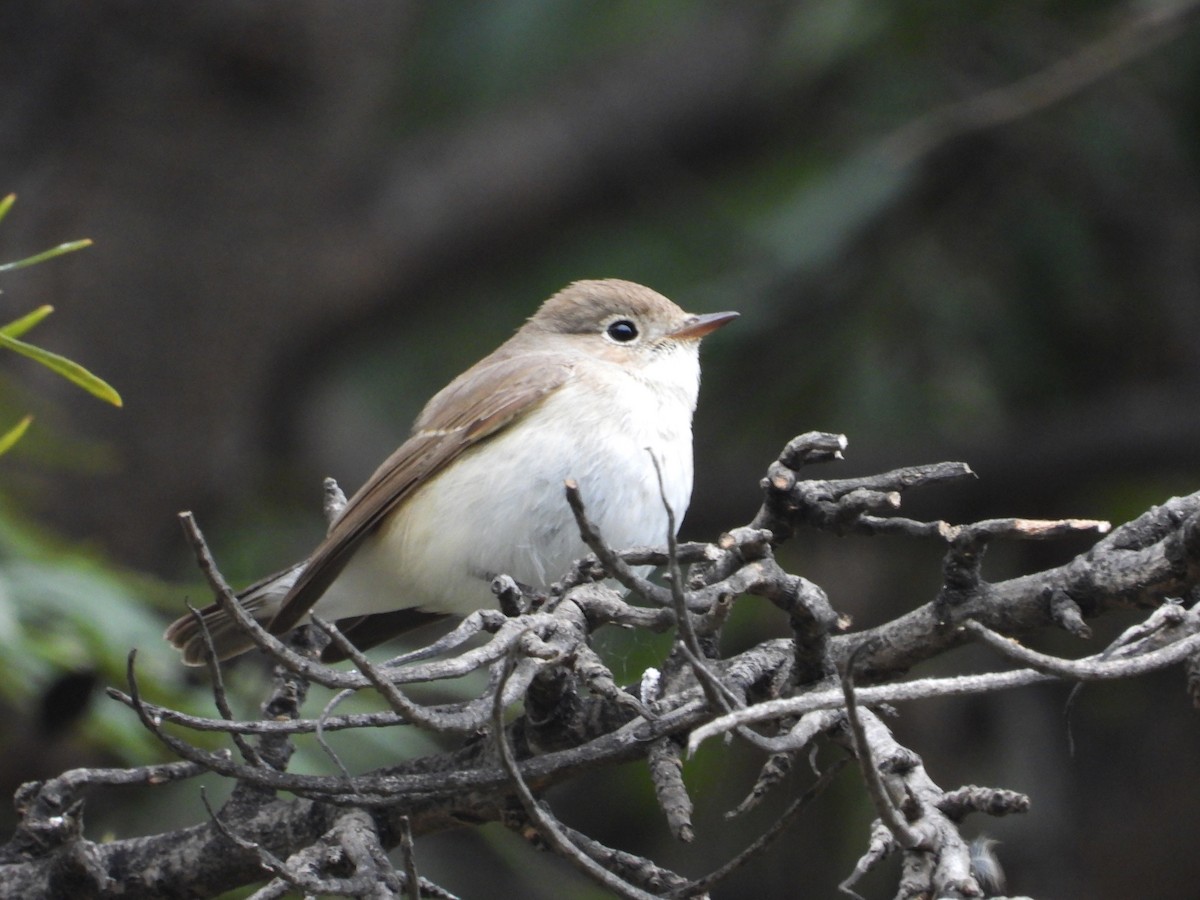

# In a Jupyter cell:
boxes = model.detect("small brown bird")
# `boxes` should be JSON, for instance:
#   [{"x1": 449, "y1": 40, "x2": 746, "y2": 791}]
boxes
[{"x1": 166, "y1": 279, "x2": 736, "y2": 664}]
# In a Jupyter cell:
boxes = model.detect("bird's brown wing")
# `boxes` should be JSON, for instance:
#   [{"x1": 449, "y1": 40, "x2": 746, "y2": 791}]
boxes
[{"x1": 268, "y1": 350, "x2": 574, "y2": 635}]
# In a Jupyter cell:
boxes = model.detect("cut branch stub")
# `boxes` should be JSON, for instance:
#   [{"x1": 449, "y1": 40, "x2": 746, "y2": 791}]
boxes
[{"x1": 751, "y1": 432, "x2": 975, "y2": 542}]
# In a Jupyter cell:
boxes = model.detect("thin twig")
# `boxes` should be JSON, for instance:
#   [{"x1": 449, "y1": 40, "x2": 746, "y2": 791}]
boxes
[
  {"x1": 186, "y1": 602, "x2": 264, "y2": 767},
  {"x1": 199, "y1": 787, "x2": 296, "y2": 886},
  {"x1": 399, "y1": 815, "x2": 421, "y2": 900},
  {"x1": 178, "y1": 512, "x2": 362, "y2": 691},
  {"x1": 648, "y1": 451, "x2": 740, "y2": 714},
  {"x1": 839, "y1": 647, "x2": 920, "y2": 849},
  {"x1": 963, "y1": 617, "x2": 1200, "y2": 680},
  {"x1": 313, "y1": 615, "x2": 478, "y2": 733},
  {"x1": 688, "y1": 667, "x2": 1057, "y2": 756},
  {"x1": 314, "y1": 688, "x2": 361, "y2": 788},
  {"x1": 491, "y1": 647, "x2": 662, "y2": 900},
  {"x1": 104, "y1": 689, "x2": 408, "y2": 735},
  {"x1": 563, "y1": 479, "x2": 673, "y2": 606}
]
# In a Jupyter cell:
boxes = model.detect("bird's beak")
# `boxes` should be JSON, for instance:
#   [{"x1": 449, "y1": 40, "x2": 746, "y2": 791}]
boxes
[{"x1": 670, "y1": 310, "x2": 739, "y2": 341}]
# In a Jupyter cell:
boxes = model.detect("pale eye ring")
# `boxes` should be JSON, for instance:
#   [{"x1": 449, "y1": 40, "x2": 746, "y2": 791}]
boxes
[{"x1": 605, "y1": 319, "x2": 639, "y2": 343}]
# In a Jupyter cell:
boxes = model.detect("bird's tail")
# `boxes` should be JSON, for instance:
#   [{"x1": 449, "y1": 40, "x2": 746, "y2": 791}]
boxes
[{"x1": 164, "y1": 563, "x2": 303, "y2": 666}]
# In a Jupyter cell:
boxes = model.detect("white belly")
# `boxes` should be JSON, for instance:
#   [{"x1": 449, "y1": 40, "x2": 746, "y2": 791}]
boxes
[{"x1": 315, "y1": 361, "x2": 698, "y2": 620}]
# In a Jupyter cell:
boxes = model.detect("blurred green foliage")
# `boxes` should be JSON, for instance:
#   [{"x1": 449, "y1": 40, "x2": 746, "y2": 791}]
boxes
[
  {"x1": 0, "y1": 198, "x2": 188, "y2": 776},
  {"x1": 0, "y1": 195, "x2": 120, "y2": 456}
]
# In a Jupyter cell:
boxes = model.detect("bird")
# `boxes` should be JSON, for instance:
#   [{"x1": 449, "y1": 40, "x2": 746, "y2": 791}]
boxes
[{"x1": 166, "y1": 279, "x2": 737, "y2": 665}]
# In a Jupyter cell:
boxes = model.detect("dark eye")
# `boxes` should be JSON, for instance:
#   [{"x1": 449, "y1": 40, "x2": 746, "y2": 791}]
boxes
[{"x1": 606, "y1": 319, "x2": 638, "y2": 342}]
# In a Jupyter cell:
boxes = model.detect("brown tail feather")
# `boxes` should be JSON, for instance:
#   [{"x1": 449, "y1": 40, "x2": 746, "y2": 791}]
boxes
[
  {"x1": 164, "y1": 563, "x2": 301, "y2": 665},
  {"x1": 163, "y1": 591, "x2": 282, "y2": 666}
]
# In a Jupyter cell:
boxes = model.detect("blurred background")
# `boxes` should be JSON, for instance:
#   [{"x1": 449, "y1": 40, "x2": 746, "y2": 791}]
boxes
[{"x1": 3, "y1": 1, "x2": 1200, "y2": 896}]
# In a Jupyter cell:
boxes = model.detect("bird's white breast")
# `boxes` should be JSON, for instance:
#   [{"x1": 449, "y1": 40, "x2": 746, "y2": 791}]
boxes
[{"x1": 318, "y1": 344, "x2": 701, "y2": 620}]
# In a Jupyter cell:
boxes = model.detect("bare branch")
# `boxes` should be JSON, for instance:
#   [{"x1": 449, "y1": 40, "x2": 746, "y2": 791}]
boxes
[
  {"x1": 963, "y1": 614, "x2": 1200, "y2": 680},
  {"x1": 647, "y1": 737, "x2": 694, "y2": 843},
  {"x1": 839, "y1": 649, "x2": 920, "y2": 850},
  {"x1": 689, "y1": 668, "x2": 1058, "y2": 755},
  {"x1": 13, "y1": 433, "x2": 1200, "y2": 896}
]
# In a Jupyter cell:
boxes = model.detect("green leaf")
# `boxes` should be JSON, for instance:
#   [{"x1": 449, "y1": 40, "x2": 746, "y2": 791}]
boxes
[
  {"x1": 0, "y1": 194, "x2": 14, "y2": 226},
  {"x1": 0, "y1": 305, "x2": 54, "y2": 339},
  {"x1": 0, "y1": 238, "x2": 93, "y2": 273},
  {"x1": 0, "y1": 415, "x2": 32, "y2": 456},
  {"x1": 0, "y1": 333, "x2": 123, "y2": 407}
]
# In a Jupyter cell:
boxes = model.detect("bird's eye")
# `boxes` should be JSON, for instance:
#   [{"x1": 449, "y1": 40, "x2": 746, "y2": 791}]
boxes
[{"x1": 605, "y1": 319, "x2": 639, "y2": 343}]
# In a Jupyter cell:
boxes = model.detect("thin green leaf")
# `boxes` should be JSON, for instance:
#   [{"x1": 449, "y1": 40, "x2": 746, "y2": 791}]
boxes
[
  {"x1": 0, "y1": 333, "x2": 122, "y2": 407},
  {"x1": 0, "y1": 415, "x2": 32, "y2": 456},
  {"x1": 0, "y1": 194, "x2": 14, "y2": 226},
  {"x1": 0, "y1": 239, "x2": 93, "y2": 273},
  {"x1": 0, "y1": 305, "x2": 54, "y2": 339}
]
